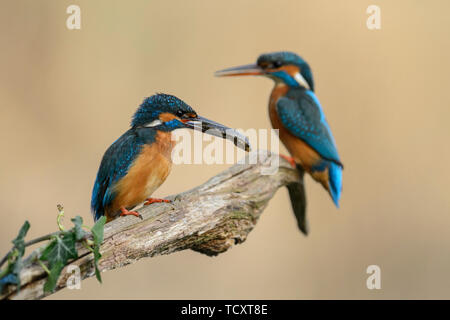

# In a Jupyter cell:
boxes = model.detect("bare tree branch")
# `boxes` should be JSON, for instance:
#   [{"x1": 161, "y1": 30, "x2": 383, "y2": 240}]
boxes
[{"x1": 1, "y1": 152, "x2": 300, "y2": 300}]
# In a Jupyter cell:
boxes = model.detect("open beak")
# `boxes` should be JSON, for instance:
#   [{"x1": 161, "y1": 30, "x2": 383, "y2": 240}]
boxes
[
  {"x1": 214, "y1": 63, "x2": 265, "y2": 77},
  {"x1": 184, "y1": 115, "x2": 251, "y2": 152}
]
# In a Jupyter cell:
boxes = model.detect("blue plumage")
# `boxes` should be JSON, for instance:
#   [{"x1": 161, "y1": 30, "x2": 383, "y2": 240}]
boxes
[
  {"x1": 131, "y1": 94, "x2": 195, "y2": 127},
  {"x1": 328, "y1": 161, "x2": 342, "y2": 207},
  {"x1": 91, "y1": 130, "x2": 147, "y2": 221},
  {"x1": 276, "y1": 88, "x2": 342, "y2": 167},
  {"x1": 277, "y1": 88, "x2": 343, "y2": 207}
]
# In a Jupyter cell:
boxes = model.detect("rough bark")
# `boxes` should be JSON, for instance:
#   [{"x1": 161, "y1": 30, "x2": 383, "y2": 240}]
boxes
[{"x1": 0, "y1": 152, "x2": 300, "y2": 300}]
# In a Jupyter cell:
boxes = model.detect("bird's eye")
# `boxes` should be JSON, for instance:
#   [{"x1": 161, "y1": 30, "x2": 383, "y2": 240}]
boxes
[
  {"x1": 176, "y1": 110, "x2": 184, "y2": 117},
  {"x1": 273, "y1": 61, "x2": 282, "y2": 68}
]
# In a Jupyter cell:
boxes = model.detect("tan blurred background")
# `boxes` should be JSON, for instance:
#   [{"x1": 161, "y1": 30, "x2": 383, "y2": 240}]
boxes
[{"x1": 0, "y1": 0, "x2": 449, "y2": 299}]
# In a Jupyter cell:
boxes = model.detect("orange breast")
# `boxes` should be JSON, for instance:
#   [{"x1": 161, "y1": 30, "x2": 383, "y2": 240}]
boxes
[
  {"x1": 269, "y1": 84, "x2": 322, "y2": 172},
  {"x1": 105, "y1": 131, "x2": 175, "y2": 220}
]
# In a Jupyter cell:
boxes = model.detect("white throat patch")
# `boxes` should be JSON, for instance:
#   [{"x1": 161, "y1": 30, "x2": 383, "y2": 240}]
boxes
[{"x1": 294, "y1": 72, "x2": 310, "y2": 90}]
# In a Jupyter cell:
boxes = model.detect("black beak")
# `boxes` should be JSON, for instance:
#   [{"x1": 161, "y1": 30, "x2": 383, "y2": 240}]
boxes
[{"x1": 184, "y1": 115, "x2": 251, "y2": 152}]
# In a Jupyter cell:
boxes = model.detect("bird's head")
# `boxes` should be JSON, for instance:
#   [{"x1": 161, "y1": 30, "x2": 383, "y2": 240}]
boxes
[
  {"x1": 215, "y1": 51, "x2": 314, "y2": 91},
  {"x1": 131, "y1": 93, "x2": 250, "y2": 151}
]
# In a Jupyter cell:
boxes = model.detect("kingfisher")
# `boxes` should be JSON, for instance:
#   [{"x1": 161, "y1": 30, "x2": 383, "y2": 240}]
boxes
[
  {"x1": 91, "y1": 93, "x2": 250, "y2": 222},
  {"x1": 215, "y1": 51, "x2": 343, "y2": 235}
]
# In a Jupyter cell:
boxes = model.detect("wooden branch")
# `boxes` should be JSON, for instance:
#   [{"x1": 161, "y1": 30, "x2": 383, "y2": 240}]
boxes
[{"x1": 1, "y1": 152, "x2": 300, "y2": 300}]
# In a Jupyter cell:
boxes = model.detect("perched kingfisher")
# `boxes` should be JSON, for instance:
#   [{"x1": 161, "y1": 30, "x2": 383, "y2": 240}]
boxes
[
  {"x1": 215, "y1": 51, "x2": 343, "y2": 235},
  {"x1": 91, "y1": 93, "x2": 250, "y2": 222}
]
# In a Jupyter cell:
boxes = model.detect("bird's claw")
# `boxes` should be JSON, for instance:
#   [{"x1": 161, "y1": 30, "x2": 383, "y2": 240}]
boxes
[
  {"x1": 120, "y1": 207, "x2": 143, "y2": 220},
  {"x1": 144, "y1": 198, "x2": 172, "y2": 206},
  {"x1": 280, "y1": 154, "x2": 296, "y2": 168}
]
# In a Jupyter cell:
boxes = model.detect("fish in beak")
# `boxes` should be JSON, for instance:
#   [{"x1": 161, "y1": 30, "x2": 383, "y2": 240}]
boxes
[{"x1": 184, "y1": 115, "x2": 251, "y2": 152}]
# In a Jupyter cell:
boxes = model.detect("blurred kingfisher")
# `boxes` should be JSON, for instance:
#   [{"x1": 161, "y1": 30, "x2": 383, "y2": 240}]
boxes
[
  {"x1": 91, "y1": 93, "x2": 250, "y2": 222},
  {"x1": 215, "y1": 51, "x2": 343, "y2": 235}
]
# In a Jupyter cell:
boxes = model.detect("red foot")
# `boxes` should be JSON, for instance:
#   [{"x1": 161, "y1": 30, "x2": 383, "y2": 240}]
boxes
[
  {"x1": 120, "y1": 206, "x2": 143, "y2": 220},
  {"x1": 281, "y1": 154, "x2": 296, "y2": 168},
  {"x1": 144, "y1": 198, "x2": 172, "y2": 206}
]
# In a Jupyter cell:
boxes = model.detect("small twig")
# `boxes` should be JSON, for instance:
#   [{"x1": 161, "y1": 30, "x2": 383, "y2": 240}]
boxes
[{"x1": 56, "y1": 204, "x2": 65, "y2": 231}]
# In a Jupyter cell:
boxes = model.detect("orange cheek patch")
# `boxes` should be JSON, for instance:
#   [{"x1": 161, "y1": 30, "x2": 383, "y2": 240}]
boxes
[
  {"x1": 266, "y1": 65, "x2": 300, "y2": 78},
  {"x1": 280, "y1": 65, "x2": 300, "y2": 78},
  {"x1": 159, "y1": 112, "x2": 177, "y2": 122}
]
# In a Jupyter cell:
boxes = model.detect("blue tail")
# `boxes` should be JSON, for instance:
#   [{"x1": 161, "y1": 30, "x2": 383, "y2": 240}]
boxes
[{"x1": 328, "y1": 162, "x2": 342, "y2": 207}]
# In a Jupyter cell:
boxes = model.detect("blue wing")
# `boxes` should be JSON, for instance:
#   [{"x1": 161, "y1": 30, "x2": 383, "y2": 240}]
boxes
[
  {"x1": 276, "y1": 89, "x2": 342, "y2": 167},
  {"x1": 91, "y1": 130, "x2": 143, "y2": 221}
]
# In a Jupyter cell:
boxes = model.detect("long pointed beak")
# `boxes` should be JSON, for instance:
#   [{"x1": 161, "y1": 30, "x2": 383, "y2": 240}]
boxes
[
  {"x1": 215, "y1": 63, "x2": 264, "y2": 77},
  {"x1": 184, "y1": 115, "x2": 251, "y2": 152}
]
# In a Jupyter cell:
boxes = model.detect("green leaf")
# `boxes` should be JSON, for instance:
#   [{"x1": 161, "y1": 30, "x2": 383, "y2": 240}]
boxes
[
  {"x1": 12, "y1": 221, "x2": 30, "y2": 257},
  {"x1": 91, "y1": 216, "x2": 106, "y2": 283},
  {"x1": 40, "y1": 233, "x2": 77, "y2": 265},
  {"x1": 12, "y1": 253, "x2": 24, "y2": 279},
  {"x1": 71, "y1": 216, "x2": 86, "y2": 241},
  {"x1": 43, "y1": 261, "x2": 64, "y2": 293},
  {"x1": 92, "y1": 216, "x2": 106, "y2": 245},
  {"x1": 44, "y1": 261, "x2": 64, "y2": 292},
  {"x1": 40, "y1": 232, "x2": 78, "y2": 293},
  {"x1": 0, "y1": 221, "x2": 31, "y2": 293},
  {"x1": 93, "y1": 245, "x2": 102, "y2": 283}
]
